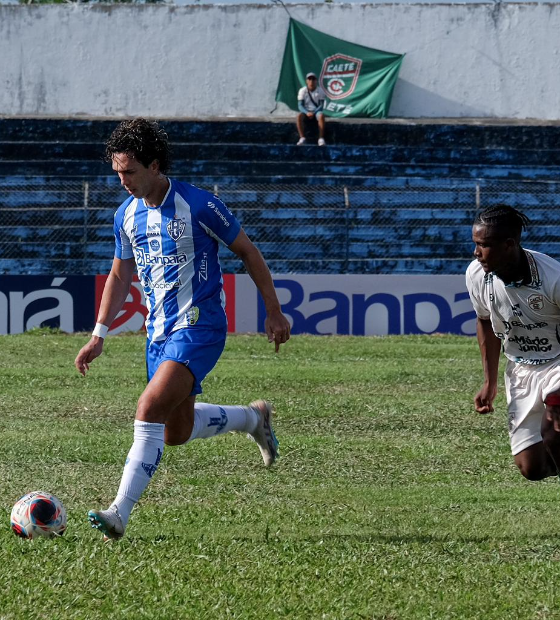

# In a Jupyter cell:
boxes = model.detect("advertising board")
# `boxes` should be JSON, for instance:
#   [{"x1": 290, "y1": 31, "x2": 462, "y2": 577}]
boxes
[{"x1": 0, "y1": 274, "x2": 476, "y2": 336}]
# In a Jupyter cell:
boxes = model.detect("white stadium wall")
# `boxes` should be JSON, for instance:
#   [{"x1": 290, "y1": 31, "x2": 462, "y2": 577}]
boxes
[{"x1": 1, "y1": 3, "x2": 560, "y2": 120}]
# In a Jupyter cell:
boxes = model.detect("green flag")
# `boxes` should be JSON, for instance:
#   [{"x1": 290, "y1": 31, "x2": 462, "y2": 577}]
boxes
[{"x1": 275, "y1": 19, "x2": 404, "y2": 119}]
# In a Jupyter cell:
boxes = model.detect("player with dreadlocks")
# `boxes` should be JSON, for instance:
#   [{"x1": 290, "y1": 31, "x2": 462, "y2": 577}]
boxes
[{"x1": 467, "y1": 204, "x2": 560, "y2": 481}]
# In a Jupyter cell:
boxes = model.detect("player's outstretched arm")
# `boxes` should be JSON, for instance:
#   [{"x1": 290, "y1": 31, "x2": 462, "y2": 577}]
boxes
[
  {"x1": 74, "y1": 257, "x2": 135, "y2": 376},
  {"x1": 474, "y1": 316, "x2": 501, "y2": 414},
  {"x1": 228, "y1": 229, "x2": 291, "y2": 352}
]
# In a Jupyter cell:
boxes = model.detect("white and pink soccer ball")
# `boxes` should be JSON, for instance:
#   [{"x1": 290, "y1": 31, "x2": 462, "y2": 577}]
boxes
[{"x1": 10, "y1": 491, "x2": 67, "y2": 539}]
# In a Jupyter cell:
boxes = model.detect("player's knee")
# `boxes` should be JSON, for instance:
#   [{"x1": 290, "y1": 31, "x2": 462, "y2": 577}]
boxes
[
  {"x1": 515, "y1": 452, "x2": 552, "y2": 480},
  {"x1": 517, "y1": 461, "x2": 549, "y2": 481},
  {"x1": 136, "y1": 393, "x2": 166, "y2": 424}
]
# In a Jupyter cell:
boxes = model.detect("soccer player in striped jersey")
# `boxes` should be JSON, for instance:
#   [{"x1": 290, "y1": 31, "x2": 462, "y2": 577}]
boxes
[
  {"x1": 467, "y1": 205, "x2": 560, "y2": 483},
  {"x1": 74, "y1": 118, "x2": 291, "y2": 539}
]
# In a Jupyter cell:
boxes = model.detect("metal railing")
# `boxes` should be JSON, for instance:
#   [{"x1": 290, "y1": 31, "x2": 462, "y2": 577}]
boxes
[{"x1": 1, "y1": 177, "x2": 559, "y2": 275}]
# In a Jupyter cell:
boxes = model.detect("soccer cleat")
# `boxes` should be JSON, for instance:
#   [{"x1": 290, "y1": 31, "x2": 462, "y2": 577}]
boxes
[
  {"x1": 248, "y1": 400, "x2": 279, "y2": 467},
  {"x1": 318, "y1": 138, "x2": 326, "y2": 146},
  {"x1": 297, "y1": 137, "x2": 306, "y2": 146},
  {"x1": 88, "y1": 506, "x2": 125, "y2": 540}
]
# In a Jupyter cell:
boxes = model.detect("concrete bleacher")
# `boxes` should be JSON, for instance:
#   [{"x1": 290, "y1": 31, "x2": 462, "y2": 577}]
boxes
[
  {"x1": 1, "y1": 117, "x2": 559, "y2": 275},
  {"x1": 3, "y1": 123, "x2": 560, "y2": 181}
]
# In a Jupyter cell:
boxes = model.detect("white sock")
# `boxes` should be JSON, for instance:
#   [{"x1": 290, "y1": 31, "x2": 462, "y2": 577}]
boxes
[
  {"x1": 111, "y1": 420, "x2": 165, "y2": 527},
  {"x1": 188, "y1": 403, "x2": 258, "y2": 442}
]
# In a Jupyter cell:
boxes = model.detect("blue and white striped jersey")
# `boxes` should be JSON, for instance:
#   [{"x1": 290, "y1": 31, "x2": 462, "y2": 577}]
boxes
[{"x1": 113, "y1": 179, "x2": 241, "y2": 342}]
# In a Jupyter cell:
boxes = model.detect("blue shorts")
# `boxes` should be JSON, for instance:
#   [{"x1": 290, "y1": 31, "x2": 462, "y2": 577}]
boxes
[
  {"x1": 146, "y1": 328, "x2": 226, "y2": 396},
  {"x1": 300, "y1": 110, "x2": 323, "y2": 119}
]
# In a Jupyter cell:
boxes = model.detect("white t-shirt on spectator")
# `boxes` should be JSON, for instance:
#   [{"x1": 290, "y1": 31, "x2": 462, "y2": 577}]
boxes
[{"x1": 298, "y1": 86, "x2": 326, "y2": 112}]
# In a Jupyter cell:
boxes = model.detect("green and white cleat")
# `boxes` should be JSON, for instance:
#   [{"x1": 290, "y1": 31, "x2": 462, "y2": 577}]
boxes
[
  {"x1": 248, "y1": 400, "x2": 279, "y2": 467},
  {"x1": 88, "y1": 506, "x2": 125, "y2": 540}
]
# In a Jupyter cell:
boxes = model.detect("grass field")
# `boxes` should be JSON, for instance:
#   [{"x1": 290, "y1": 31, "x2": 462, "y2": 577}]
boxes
[{"x1": 2, "y1": 330, "x2": 560, "y2": 619}]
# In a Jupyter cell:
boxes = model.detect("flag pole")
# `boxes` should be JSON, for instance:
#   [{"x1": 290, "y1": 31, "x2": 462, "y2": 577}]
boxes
[{"x1": 270, "y1": 0, "x2": 292, "y2": 18}]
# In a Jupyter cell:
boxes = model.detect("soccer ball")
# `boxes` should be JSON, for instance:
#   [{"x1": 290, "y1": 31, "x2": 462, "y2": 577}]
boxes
[{"x1": 10, "y1": 491, "x2": 67, "y2": 539}]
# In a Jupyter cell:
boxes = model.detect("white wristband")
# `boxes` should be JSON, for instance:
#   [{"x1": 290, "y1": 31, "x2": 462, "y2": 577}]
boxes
[{"x1": 92, "y1": 323, "x2": 109, "y2": 339}]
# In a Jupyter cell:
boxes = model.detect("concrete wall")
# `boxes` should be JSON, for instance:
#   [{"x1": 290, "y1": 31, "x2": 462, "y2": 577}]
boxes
[{"x1": 1, "y1": 3, "x2": 559, "y2": 120}]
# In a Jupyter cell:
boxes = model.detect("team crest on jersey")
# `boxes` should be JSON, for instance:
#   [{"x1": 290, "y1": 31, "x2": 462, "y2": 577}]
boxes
[
  {"x1": 187, "y1": 306, "x2": 200, "y2": 326},
  {"x1": 320, "y1": 53, "x2": 362, "y2": 100},
  {"x1": 167, "y1": 217, "x2": 186, "y2": 241},
  {"x1": 528, "y1": 294, "x2": 544, "y2": 311}
]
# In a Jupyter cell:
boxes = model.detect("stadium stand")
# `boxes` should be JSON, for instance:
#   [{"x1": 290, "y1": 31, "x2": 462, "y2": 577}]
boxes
[{"x1": 1, "y1": 118, "x2": 559, "y2": 275}]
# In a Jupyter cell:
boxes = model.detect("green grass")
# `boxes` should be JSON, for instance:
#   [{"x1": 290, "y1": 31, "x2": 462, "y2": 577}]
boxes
[{"x1": 1, "y1": 330, "x2": 560, "y2": 619}]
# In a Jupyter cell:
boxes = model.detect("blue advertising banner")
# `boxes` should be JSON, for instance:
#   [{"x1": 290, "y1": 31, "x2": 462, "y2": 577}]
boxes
[
  {"x1": 245, "y1": 275, "x2": 476, "y2": 336},
  {"x1": 0, "y1": 276, "x2": 96, "y2": 334},
  {"x1": 0, "y1": 274, "x2": 476, "y2": 337}
]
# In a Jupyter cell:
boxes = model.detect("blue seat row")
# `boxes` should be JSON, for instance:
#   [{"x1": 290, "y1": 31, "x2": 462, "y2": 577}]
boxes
[
  {"x1": 6, "y1": 141, "x2": 560, "y2": 169},
  {"x1": 2, "y1": 118, "x2": 560, "y2": 150}
]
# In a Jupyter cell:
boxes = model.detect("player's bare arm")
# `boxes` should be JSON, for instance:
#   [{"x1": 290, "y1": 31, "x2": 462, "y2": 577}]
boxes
[
  {"x1": 229, "y1": 229, "x2": 291, "y2": 352},
  {"x1": 474, "y1": 316, "x2": 502, "y2": 414},
  {"x1": 74, "y1": 257, "x2": 135, "y2": 376}
]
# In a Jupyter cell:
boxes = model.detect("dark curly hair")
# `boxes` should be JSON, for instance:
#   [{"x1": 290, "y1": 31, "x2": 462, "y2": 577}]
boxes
[
  {"x1": 474, "y1": 204, "x2": 531, "y2": 241},
  {"x1": 105, "y1": 118, "x2": 171, "y2": 174}
]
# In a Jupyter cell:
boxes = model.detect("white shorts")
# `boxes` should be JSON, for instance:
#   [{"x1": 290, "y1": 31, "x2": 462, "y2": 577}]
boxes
[{"x1": 505, "y1": 357, "x2": 560, "y2": 455}]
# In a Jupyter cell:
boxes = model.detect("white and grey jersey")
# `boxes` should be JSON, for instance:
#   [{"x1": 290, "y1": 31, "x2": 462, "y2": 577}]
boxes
[
  {"x1": 466, "y1": 250, "x2": 560, "y2": 365},
  {"x1": 297, "y1": 86, "x2": 326, "y2": 112}
]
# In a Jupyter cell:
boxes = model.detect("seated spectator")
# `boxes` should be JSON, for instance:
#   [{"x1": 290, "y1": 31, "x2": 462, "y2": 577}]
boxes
[{"x1": 297, "y1": 72, "x2": 327, "y2": 146}]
